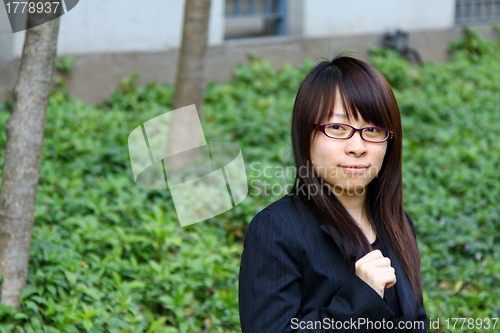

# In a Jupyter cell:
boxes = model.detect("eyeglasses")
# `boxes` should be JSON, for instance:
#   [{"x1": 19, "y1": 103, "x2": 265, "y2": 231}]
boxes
[{"x1": 313, "y1": 123, "x2": 394, "y2": 143}]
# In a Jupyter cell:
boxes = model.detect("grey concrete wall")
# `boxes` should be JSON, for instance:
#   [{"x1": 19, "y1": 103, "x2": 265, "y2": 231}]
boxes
[
  {"x1": 300, "y1": 0, "x2": 455, "y2": 38},
  {"x1": 0, "y1": 23, "x2": 498, "y2": 105}
]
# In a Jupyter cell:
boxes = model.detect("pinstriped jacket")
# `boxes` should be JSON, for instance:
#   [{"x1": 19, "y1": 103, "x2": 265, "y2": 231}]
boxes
[{"x1": 238, "y1": 192, "x2": 427, "y2": 332}]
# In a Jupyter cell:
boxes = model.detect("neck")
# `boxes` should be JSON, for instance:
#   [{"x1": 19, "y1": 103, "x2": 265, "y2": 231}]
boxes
[{"x1": 326, "y1": 184, "x2": 368, "y2": 224}]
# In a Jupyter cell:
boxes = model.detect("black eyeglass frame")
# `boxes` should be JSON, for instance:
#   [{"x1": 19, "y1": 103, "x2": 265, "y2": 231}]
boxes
[{"x1": 313, "y1": 123, "x2": 394, "y2": 143}]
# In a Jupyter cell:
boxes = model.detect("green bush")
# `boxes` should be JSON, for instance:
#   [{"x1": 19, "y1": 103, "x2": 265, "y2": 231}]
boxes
[{"x1": 0, "y1": 26, "x2": 499, "y2": 332}]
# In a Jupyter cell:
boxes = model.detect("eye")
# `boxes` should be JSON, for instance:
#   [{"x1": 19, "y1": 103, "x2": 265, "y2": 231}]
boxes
[
  {"x1": 363, "y1": 127, "x2": 389, "y2": 141},
  {"x1": 328, "y1": 124, "x2": 347, "y2": 131}
]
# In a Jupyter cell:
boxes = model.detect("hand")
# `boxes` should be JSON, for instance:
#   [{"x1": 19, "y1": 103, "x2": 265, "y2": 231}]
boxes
[{"x1": 355, "y1": 249, "x2": 396, "y2": 298}]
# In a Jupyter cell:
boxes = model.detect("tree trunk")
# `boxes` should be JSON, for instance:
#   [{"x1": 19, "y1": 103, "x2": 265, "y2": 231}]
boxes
[
  {"x1": 166, "y1": 0, "x2": 212, "y2": 172},
  {"x1": 0, "y1": 2, "x2": 61, "y2": 308}
]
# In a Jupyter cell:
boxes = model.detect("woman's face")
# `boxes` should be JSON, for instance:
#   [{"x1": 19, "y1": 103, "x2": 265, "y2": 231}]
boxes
[{"x1": 310, "y1": 95, "x2": 388, "y2": 197}]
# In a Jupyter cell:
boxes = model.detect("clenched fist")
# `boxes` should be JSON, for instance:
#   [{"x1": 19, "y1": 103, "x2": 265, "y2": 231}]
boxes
[{"x1": 355, "y1": 249, "x2": 396, "y2": 298}]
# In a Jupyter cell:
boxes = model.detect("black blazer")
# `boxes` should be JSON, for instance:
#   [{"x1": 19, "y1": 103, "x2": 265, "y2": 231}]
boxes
[{"x1": 239, "y1": 193, "x2": 428, "y2": 332}]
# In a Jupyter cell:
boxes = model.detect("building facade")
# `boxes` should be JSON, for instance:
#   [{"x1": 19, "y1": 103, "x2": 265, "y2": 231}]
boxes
[{"x1": 0, "y1": 0, "x2": 498, "y2": 103}]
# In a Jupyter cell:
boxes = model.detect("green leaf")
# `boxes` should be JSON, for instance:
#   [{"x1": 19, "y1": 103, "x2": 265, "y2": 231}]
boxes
[
  {"x1": 30, "y1": 296, "x2": 48, "y2": 306},
  {"x1": 13, "y1": 312, "x2": 29, "y2": 320},
  {"x1": 126, "y1": 281, "x2": 145, "y2": 289},
  {"x1": 147, "y1": 317, "x2": 167, "y2": 333},
  {"x1": 81, "y1": 287, "x2": 101, "y2": 300},
  {"x1": 64, "y1": 270, "x2": 77, "y2": 287},
  {"x1": 82, "y1": 319, "x2": 93, "y2": 331},
  {"x1": 19, "y1": 285, "x2": 37, "y2": 300},
  {"x1": 24, "y1": 301, "x2": 39, "y2": 314}
]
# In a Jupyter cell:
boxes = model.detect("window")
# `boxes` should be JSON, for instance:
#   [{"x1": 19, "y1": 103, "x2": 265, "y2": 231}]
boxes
[
  {"x1": 225, "y1": 0, "x2": 287, "y2": 39},
  {"x1": 455, "y1": 0, "x2": 500, "y2": 24}
]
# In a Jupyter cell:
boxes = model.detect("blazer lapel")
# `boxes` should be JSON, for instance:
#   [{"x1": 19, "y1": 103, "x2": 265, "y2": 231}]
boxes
[{"x1": 319, "y1": 217, "x2": 418, "y2": 324}]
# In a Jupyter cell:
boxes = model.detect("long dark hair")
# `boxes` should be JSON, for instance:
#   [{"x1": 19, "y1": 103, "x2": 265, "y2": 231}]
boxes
[{"x1": 289, "y1": 56, "x2": 423, "y2": 303}]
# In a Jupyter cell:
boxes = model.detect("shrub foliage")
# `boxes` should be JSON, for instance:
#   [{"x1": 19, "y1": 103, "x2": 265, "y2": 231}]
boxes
[{"x1": 0, "y1": 27, "x2": 499, "y2": 332}]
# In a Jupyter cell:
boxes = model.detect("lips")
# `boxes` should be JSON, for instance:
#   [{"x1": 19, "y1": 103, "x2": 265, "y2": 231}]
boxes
[
  {"x1": 341, "y1": 165, "x2": 367, "y2": 168},
  {"x1": 340, "y1": 165, "x2": 368, "y2": 173}
]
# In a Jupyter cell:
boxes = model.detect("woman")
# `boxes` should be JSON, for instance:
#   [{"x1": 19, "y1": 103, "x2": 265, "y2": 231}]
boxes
[{"x1": 239, "y1": 56, "x2": 427, "y2": 332}]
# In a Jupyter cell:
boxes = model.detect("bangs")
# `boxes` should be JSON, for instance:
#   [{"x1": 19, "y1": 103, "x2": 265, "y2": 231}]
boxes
[{"x1": 313, "y1": 60, "x2": 394, "y2": 132}]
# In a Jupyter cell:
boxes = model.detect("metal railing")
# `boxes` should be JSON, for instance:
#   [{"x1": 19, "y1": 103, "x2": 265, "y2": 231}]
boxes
[
  {"x1": 455, "y1": 0, "x2": 500, "y2": 24},
  {"x1": 225, "y1": 0, "x2": 287, "y2": 38}
]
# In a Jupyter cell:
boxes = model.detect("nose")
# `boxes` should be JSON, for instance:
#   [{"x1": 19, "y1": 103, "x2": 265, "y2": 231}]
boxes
[{"x1": 345, "y1": 130, "x2": 367, "y2": 157}]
